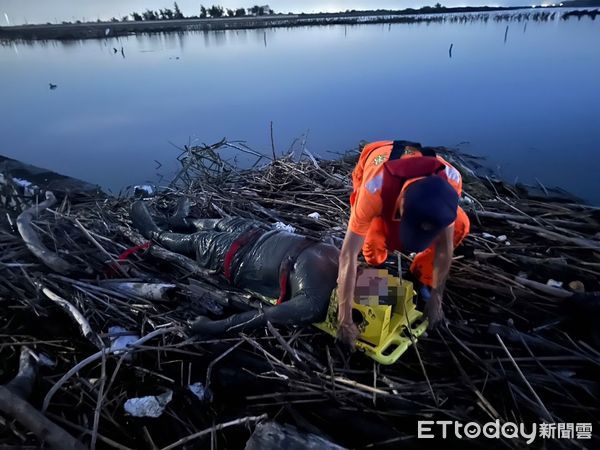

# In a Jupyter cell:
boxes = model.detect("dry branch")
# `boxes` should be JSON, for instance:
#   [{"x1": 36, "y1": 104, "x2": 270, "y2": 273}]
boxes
[{"x1": 16, "y1": 191, "x2": 75, "y2": 274}]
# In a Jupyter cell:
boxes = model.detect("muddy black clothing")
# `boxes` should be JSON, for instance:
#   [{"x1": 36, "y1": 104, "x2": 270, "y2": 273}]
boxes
[{"x1": 131, "y1": 202, "x2": 339, "y2": 336}]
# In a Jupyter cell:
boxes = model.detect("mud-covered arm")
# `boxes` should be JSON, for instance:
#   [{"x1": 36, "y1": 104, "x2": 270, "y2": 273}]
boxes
[{"x1": 337, "y1": 228, "x2": 364, "y2": 326}]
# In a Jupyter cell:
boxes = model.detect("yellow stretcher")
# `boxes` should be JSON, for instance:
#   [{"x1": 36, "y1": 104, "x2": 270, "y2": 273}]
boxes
[{"x1": 314, "y1": 269, "x2": 428, "y2": 365}]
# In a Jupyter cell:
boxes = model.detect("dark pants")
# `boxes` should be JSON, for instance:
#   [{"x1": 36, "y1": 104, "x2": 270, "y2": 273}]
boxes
[{"x1": 131, "y1": 202, "x2": 338, "y2": 336}]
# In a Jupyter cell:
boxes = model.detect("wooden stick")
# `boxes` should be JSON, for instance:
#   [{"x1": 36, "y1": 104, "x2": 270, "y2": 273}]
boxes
[
  {"x1": 90, "y1": 348, "x2": 107, "y2": 450},
  {"x1": 159, "y1": 414, "x2": 267, "y2": 450},
  {"x1": 508, "y1": 220, "x2": 600, "y2": 249},
  {"x1": 513, "y1": 277, "x2": 572, "y2": 299},
  {"x1": 270, "y1": 121, "x2": 277, "y2": 161},
  {"x1": 40, "y1": 284, "x2": 102, "y2": 348},
  {"x1": 495, "y1": 333, "x2": 553, "y2": 421},
  {"x1": 266, "y1": 321, "x2": 305, "y2": 367},
  {"x1": 74, "y1": 218, "x2": 128, "y2": 277}
]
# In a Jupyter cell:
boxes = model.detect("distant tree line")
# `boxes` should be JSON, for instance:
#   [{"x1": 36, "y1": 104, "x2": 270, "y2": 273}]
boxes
[
  {"x1": 122, "y1": 3, "x2": 274, "y2": 22},
  {"x1": 341, "y1": 4, "x2": 446, "y2": 15}
]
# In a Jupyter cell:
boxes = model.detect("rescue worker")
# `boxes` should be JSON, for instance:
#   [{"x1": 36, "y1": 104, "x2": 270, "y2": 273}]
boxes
[
  {"x1": 337, "y1": 140, "x2": 470, "y2": 348},
  {"x1": 130, "y1": 201, "x2": 338, "y2": 336}
]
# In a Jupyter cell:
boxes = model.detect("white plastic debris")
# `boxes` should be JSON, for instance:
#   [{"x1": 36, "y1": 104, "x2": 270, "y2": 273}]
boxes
[
  {"x1": 187, "y1": 382, "x2": 206, "y2": 401},
  {"x1": 137, "y1": 185, "x2": 153, "y2": 194},
  {"x1": 108, "y1": 326, "x2": 139, "y2": 359},
  {"x1": 273, "y1": 222, "x2": 295, "y2": 233},
  {"x1": 546, "y1": 279, "x2": 563, "y2": 288},
  {"x1": 37, "y1": 353, "x2": 57, "y2": 368},
  {"x1": 307, "y1": 212, "x2": 320, "y2": 220},
  {"x1": 134, "y1": 185, "x2": 154, "y2": 197},
  {"x1": 496, "y1": 235, "x2": 508, "y2": 242},
  {"x1": 11, "y1": 177, "x2": 36, "y2": 196},
  {"x1": 13, "y1": 177, "x2": 32, "y2": 188},
  {"x1": 124, "y1": 390, "x2": 173, "y2": 418},
  {"x1": 459, "y1": 196, "x2": 474, "y2": 205},
  {"x1": 482, "y1": 232, "x2": 496, "y2": 239}
]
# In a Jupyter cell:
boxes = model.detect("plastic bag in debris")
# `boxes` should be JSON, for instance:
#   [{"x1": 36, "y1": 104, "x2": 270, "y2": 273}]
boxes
[
  {"x1": 459, "y1": 195, "x2": 474, "y2": 206},
  {"x1": 124, "y1": 390, "x2": 173, "y2": 418},
  {"x1": 273, "y1": 222, "x2": 296, "y2": 233},
  {"x1": 36, "y1": 352, "x2": 57, "y2": 368},
  {"x1": 13, "y1": 177, "x2": 33, "y2": 188},
  {"x1": 187, "y1": 382, "x2": 206, "y2": 401},
  {"x1": 11, "y1": 177, "x2": 36, "y2": 196},
  {"x1": 134, "y1": 185, "x2": 155, "y2": 198},
  {"x1": 546, "y1": 279, "x2": 563, "y2": 289},
  {"x1": 307, "y1": 212, "x2": 320, "y2": 220},
  {"x1": 108, "y1": 326, "x2": 139, "y2": 360},
  {"x1": 482, "y1": 232, "x2": 510, "y2": 245}
]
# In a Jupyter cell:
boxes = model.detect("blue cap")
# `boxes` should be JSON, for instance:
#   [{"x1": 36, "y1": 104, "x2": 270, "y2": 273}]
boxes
[{"x1": 400, "y1": 176, "x2": 459, "y2": 253}]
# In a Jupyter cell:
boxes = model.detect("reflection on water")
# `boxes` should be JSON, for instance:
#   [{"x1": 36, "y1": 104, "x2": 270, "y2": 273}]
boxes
[{"x1": 1, "y1": 11, "x2": 599, "y2": 202}]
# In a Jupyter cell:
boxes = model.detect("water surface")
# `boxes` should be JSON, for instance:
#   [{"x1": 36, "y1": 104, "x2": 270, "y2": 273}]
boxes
[{"x1": 1, "y1": 13, "x2": 599, "y2": 201}]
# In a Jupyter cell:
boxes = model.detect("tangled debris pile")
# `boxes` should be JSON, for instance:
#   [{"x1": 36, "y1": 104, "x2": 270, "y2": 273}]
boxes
[{"x1": 1, "y1": 140, "x2": 599, "y2": 449}]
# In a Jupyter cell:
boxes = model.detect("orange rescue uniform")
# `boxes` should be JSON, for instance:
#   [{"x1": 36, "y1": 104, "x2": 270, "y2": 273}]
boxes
[{"x1": 349, "y1": 141, "x2": 470, "y2": 287}]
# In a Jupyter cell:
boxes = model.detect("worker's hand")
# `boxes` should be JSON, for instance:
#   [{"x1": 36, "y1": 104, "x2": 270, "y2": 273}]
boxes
[
  {"x1": 337, "y1": 321, "x2": 359, "y2": 351},
  {"x1": 424, "y1": 291, "x2": 446, "y2": 329}
]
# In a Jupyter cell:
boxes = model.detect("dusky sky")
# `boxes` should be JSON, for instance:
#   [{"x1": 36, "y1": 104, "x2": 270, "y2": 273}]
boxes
[{"x1": 2, "y1": 0, "x2": 536, "y2": 25}]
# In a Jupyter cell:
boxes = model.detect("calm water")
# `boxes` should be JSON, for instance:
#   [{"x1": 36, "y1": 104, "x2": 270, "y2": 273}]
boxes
[{"x1": 1, "y1": 13, "x2": 600, "y2": 202}]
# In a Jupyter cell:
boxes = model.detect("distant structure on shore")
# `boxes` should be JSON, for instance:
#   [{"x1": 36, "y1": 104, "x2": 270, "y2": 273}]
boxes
[{"x1": 1, "y1": 3, "x2": 598, "y2": 41}]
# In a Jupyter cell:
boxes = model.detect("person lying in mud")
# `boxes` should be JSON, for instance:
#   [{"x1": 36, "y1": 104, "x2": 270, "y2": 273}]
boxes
[{"x1": 131, "y1": 200, "x2": 339, "y2": 337}]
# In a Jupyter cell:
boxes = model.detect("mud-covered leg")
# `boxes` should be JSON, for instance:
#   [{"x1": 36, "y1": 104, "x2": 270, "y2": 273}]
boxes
[
  {"x1": 190, "y1": 292, "x2": 329, "y2": 336},
  {"x1": 168, "y1": 197, "x2": 194, "y2": 231},
  {"x1": 168, "y1": 197, "x2": 222, "y2": 231},
  {"x1": 131, "y1": 201, "x2": 197, "y2": 254},
  {"x1": 155, "y1": 233, "x2": 197, "y2": 256},
  {"x1": 131, "y1": 201, "x2": 162, "y2": 238}
]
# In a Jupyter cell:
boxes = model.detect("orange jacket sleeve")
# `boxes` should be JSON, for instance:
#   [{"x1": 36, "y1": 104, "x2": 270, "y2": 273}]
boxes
[{"x1": 348, "y1": 141, "x2": 391, "y2": 235}]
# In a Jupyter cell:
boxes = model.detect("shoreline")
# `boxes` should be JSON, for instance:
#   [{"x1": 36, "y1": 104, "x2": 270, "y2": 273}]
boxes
[
  {"x1": 0, "y1": 154, "x2": 104, "y2": 199},
  {"x1": 0, "y1": 7, "x2": 564, "y2": 41}
]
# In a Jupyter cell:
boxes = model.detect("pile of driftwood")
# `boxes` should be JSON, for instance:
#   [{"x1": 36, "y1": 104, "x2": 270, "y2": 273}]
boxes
[{"x1": 1, "y1": 140, "x2": 599, "y2": 449}]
